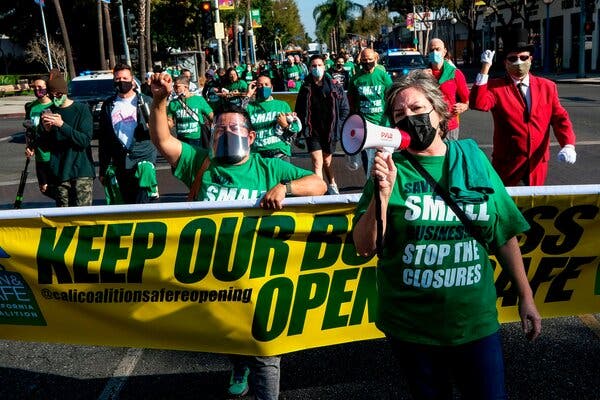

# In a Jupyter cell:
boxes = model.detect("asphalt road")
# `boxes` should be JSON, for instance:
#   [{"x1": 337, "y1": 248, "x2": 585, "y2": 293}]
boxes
[{"x1": 0, "y1": 84, "x2": 599, "y2": 399}]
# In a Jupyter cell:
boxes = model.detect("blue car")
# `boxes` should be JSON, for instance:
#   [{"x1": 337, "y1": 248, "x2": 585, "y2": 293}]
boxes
[{"x1": 382, "y1": 49, "x2": 427, "y2": 80}]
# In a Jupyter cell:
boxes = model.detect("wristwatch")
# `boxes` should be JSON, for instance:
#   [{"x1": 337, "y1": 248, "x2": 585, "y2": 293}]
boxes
[{"x1": 280, "y1": 179, "x2": 293, "y2": 196}]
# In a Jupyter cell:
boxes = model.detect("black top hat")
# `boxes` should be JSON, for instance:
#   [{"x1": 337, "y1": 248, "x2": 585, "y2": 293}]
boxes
[{"x1": 503, "y1": 28, "x2": 534, "y2": 54}]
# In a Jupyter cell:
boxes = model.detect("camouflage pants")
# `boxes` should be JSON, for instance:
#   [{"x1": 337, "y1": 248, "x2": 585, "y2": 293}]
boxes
[{"x1": 55, "y1": 177, "x2": 94, "y2": 207}]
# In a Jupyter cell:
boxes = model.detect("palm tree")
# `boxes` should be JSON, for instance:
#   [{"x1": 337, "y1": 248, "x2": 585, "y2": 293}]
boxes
[
  {"x1": 138, "y1": 0, "x2": 147, "y2": 77},
  {"x1": 313, "y1": 0, "x2": 364, "y2": 54},
  {"x1": 50, "y1": 0, "x2": 76, "y2": 78},
  {"x1": 145, "y1": 0, "x2": 152, "y2": 71},
  {"x1": 103, "y1": 1, "x2": 116, "y2": 68},
  {"x1": 97, "y1": 0, "x2": 107, "y2": 70}
]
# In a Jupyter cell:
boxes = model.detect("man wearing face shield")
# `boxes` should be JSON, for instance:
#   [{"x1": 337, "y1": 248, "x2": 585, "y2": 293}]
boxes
[
  {"x1": 347, "y1": 48, "x2": 393, "y2": 176},
  {"x1": 36, "y1": 73, "x2": 95, "y2": 207},
  {"x1": 98, "y1": 63, "x2": 158, "y2": 204},
  {"x1": 245, "y1": 76, "x2": 300, "y2": 160},
  {"x1": 426, "y1": 38, "x2": 470, "y2": 140},
  {"x1": 470, "y1": 28, "x2": 577, "y2": 186},
  {"x1": 149, "y1": 72, "x2": 326, "y2": 400}
]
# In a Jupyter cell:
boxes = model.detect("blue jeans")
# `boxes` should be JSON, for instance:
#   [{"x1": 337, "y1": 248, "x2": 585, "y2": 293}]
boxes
[
  {"x1": 230, "y1": 354, "x2": 280, "y2": 400},
  {"x1": 389, "y1": 331, "x2": 506, "y2": 400}
]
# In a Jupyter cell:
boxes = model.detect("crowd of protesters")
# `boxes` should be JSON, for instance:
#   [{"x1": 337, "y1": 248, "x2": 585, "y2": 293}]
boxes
[{"x1": 21, "y1": 27, "x2": 578, "y2": 400}]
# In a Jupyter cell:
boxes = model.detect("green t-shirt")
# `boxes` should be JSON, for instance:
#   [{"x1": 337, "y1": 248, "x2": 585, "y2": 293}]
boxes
[
  {"x1": 353, "y1": 144, "x2": 530, "y2": 346},
  {"x1": 174, "y1": 143, "x2": 312, "y2": 201},
  {"x1": 246, "y1": 99, "x2": 299, "y2": 156},
  {"x1": 348, "y1": 68, "x2": 393, "y2": 126},
  {"x1": 167, "y1": 95, "x2": 213, "y2": 140},
  {"x1": 26, "y1": 100, "x2": 53, "y2": 162},
  {"x1": 343, "y1": 61, "x2": 356, "y2": 77},
  {"x1": 226, "y1": 80, "x2": 248, "y2": 93},
  {"x1": 284, "y1": 65, "x2": 302, "y2": 92}
]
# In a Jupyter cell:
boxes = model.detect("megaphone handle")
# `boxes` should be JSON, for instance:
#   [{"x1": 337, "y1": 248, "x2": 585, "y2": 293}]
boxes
[{"x1": 374, "y1": 179, "x2": 384, "y2": 258}]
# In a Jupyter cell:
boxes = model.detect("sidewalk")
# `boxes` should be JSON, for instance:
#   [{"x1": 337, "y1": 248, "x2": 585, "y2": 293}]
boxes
[
  {"x1": 0, "y1": 94, "x2": 35, "y2": 119},
  {"x1": 1, "y1": 69, "x2": 599, "y2": 119}
]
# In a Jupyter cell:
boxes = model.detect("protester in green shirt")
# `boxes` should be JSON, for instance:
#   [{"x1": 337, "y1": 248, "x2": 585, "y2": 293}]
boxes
[
  {"x1": 353, "y1": 70, "x2": 541, "y2": 400},
  {"x1": 245, "y1": 75, "x2": 300, "y2": 160},
  {"x1": 37, "y1": 75, "x2": 95, "y2": 207},
  {"x1": 348, "y1": 48, "x2": 393, "y2": 176},
  {"x1": 149, "y1": 72, "x2": 326, "y2": 400},
  {"x1": 283, "y1": 55, "x2": 302, "y2": 93},
  {"x1": 24, "y1": 77, "x2": 54, "y2": 198},
  {"x1": 168, "y1": 75, "x2": 213, "y2": 148}
]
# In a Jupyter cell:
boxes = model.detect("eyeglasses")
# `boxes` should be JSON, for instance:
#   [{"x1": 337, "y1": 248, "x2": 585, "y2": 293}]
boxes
[
  {"x1": 506, "y1": 55, "x2": 530, "y2": 62},
  {"x1": 213, "y1": 123, "x2": 249, "y2": 135}
]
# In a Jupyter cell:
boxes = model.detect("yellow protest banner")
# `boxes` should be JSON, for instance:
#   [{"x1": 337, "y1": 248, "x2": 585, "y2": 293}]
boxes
[{"x1": 0, "y1": 187, "x2": 598, "y2": 356}]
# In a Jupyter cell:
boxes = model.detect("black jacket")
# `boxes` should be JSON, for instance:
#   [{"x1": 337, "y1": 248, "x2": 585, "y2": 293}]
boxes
[
  {"x1": 295, "y1": 74, "x2": 349, "y2": 142},
  {"x1": 98, "y1": 93, "x2": 157, "y2": 177}
]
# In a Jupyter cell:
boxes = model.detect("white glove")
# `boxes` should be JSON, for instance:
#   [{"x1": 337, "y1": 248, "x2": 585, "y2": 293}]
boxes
[
  {"x1": 557, "y1": 144, "x2": 577, "y2": 164},
  {"x1": 481, "y1": 50, "x2": 495, "y2": 65}
]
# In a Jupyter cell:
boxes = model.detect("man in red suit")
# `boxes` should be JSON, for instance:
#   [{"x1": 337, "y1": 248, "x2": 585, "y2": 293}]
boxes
[{"x1": 470, "y1": 28, "x2": 577, "y2": 186}]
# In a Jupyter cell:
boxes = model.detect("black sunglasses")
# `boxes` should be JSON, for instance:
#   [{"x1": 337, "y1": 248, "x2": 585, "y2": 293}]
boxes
[{"x1": 506, "y1": 55, "x2": 530, "y2": 62}]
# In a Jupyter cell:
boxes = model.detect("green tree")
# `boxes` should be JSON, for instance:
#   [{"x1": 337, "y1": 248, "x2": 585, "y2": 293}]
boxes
[
  {"x1": 50, "y1": 0, "x2": 76, "y2": 79},
  {"x1": 313, "y1": 0, "x2": 364, "y2": 54},
  {"x1": 348, "y1": 5, "x2": 392, "y2": 40}
]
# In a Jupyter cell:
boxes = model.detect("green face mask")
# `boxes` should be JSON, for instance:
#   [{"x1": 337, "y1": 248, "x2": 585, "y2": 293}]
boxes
[{"x1": 52, "y1": 95, "x2": 67, "y2": 107}]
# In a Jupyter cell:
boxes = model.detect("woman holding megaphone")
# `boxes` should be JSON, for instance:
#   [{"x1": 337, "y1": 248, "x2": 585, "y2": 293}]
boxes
[{"x1": 351, "y1": 70, "x2": 541, "y2": 400}]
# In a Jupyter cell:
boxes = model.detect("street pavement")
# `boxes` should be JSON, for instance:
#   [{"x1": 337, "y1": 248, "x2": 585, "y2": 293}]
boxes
[{"x1": 0, "y1": 76, "x2": 599, "y2": 399}]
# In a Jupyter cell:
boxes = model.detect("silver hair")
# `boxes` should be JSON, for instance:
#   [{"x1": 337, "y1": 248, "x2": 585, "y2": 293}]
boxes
[{"x1": 384, "y1": 70, "x2": 452, "y2": 136}]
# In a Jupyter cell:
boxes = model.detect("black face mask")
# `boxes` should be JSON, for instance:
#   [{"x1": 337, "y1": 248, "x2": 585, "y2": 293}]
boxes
[
  {"x1": 34, "y1": 88, "x2": 47, "y2": 99},
  {"x1": 361, "y1": 61, "x2": 375, "y2": 71},
  {"x1": 212, "y1": 131, "x2": 249, "y2": 164},
  {"x1": 395, "y1": 110, "x2": 438, "y2": 151},
  {"x1": 114, "y1": 80, "x2": 134, "y2": 94}
]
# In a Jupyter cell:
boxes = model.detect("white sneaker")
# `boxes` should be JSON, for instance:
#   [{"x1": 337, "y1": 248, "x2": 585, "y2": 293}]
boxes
[{"x1": 327, "y1": 183, "x2": 339, "y2": 195}]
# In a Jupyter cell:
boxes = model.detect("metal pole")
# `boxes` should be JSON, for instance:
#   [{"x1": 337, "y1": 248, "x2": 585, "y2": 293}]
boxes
[
  {"x1": 544, "y1": 4, "x2": 551, "y2": 73},
  {"x1": 413, "y1": 5, "x2": 418, "y2": 50},
  {"x1": 214, "y1": 0, "x2": 224, "y2": 68},
  {"x1": 116, "y1": 0, "x2": 131, "y2": 66},
  {"x1": 248, "y1": 30, "x2": 255, "y2": 65},
  {"x1": 39, "y1": 2, "x2": 53, "y2": 70},
  {"x1": 238, "y1": 30, "x2": 243, "y2": 64},
  {"x1": 577, "y1": 0, "x2": 586, "y2": 77}
]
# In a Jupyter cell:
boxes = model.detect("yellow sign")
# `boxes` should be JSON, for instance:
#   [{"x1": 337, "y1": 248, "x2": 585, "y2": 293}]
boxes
[{"x1": 0, "y1": 190, "x2": 598, "y2": 355}]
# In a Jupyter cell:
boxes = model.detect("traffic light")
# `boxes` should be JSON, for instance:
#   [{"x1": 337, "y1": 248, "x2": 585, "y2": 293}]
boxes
[
  {"x1": 126, "y1": 9, "x2": 138, "y2": 39},
  {"x1": 199, "y1": 1, "x2": 213, "y2": 38},
  {"x1": 585, "y1": 21, "x2": 595, "y2": 35}
]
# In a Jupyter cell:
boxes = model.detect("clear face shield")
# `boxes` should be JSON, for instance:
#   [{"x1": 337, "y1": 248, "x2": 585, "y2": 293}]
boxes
[{"x1": 210, "y1": 117, "x2": 251, "y2": 164}]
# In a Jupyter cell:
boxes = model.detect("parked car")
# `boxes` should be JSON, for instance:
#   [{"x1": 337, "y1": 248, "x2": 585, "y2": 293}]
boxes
[{"x1": 382, "y1": 48, "x2": 427, "y2": 80}]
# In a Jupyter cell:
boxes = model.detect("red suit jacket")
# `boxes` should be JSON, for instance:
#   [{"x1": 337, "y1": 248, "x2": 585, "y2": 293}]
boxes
[{"x1": 469, "y1": 74, "x2": 575, "y2": 186}]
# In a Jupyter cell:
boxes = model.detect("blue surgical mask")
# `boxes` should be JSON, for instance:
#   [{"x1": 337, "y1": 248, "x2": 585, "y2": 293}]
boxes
[
  {"x1": 428, "y1": 51, "x2": 443, "y2": 65},
  {"x1": 311, "y1": 67, "x2": 324, "y2": 79},
  {"x1": 256, "y1": 86, "x2": 272, "y2": 100}
]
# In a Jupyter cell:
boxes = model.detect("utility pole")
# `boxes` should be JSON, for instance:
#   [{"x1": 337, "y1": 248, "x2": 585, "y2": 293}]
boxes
[
  {"x1": 213, "y1": 0, "x2": 224, "y2": 68},
  {"x1": 577, "y1": 0, "x2": 586, "y2": 77},
  {"x1": 36, "y1": 0, "x2": 54, "y2": 70},
  {"x1": 116, "y1": 0, "x2": 131, "y2": 66}
]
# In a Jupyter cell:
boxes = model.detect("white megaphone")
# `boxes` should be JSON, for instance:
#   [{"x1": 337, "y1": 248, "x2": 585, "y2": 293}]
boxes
[{"x1": 341, "y1": 114, "x2": 411, "y2": 155}]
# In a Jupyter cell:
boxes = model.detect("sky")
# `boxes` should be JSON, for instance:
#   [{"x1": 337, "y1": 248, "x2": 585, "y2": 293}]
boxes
[{"x1": 298, "y1": 0, "x2": 371, "y2": 39}]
